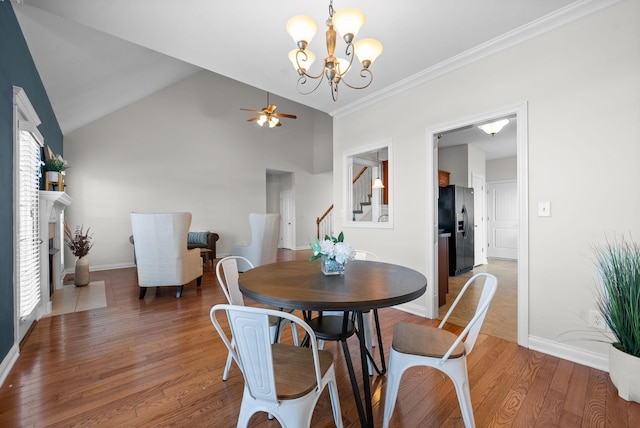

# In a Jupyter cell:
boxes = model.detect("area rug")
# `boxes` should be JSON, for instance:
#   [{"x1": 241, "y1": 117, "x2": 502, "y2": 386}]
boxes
[{"x1": 47, "y1": 281, "x2": 107, "y2": 316}]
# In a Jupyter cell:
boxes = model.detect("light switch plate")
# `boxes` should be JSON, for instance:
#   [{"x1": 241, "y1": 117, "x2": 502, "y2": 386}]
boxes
[{"x1": 538, "y1": 201, "x2": 551, "y2": 217}]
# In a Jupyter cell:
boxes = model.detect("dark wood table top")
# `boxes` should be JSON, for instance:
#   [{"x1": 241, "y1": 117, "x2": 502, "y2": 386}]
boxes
[{"x1": 239, "y1": 259, "x2": 427, "y2": 312}]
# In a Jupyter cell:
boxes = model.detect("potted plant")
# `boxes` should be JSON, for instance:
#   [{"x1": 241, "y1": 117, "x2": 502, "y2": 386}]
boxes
[
  {"x1": 44, "y1": 155, "x2": 68, "y2": 190},
  {"x1": 65, "y1": 224, "x2": 94, "y2": 287},
  {"x1": 594, "y1": 236, "x2": 640, "y2": 402}
]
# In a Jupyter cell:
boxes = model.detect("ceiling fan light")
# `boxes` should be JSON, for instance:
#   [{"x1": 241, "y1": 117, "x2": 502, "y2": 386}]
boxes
[
  {"x1": 372, "y1": 177, "x2": 385, "y2": 189},
  {"x1": 268, "y1": 117, "x2": 280, "y2": 128},
  {"x1": 354, "y1": 38, "x2": 383, "y2": 67},
  {"x1": 331, "y1": 8, "x2": 365, "y2": 41},
  {"x1": 478, "y1": 118, "x2": 509, "y2": 135},
  {"x1": 286, "y1": 15, "x2": 317, "y2": 46},
  {"x1": 257, "y1": 115, "x2": 267, "y2": 126},
  {"x1": 288, "y1": 48, "x2": 316, "y2": 72}
]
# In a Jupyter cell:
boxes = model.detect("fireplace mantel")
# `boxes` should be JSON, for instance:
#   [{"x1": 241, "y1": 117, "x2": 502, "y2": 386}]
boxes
[{"x1": 39, "y1": 191, "x2": 72, "y2": 315}]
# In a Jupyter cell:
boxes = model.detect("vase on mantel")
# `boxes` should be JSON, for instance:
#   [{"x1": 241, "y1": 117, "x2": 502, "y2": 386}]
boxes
[
  {"x1": 321, "y1": 255, "x2": 345, "y2": 276},
  {"x1": 74, "y1": 256, "x2": 90, "y2": 287}
]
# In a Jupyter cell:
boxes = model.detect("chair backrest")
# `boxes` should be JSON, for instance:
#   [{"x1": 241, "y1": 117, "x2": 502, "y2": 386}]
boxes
[
  {"x1": 210, "y1": 304, "x2": 323, "y2": 404},
  {"x1": 438, "y1": 273, "x2": 498, "y2": 362},
  {"x1": 216, "y1": 256, "x2": 254, "y2": 305},
  {"x1": 354, "y1": 250, "x2": 380, "y2": 261},
  {"x1": 130, "y1": 212, "x2": 192, "y2": 285}
]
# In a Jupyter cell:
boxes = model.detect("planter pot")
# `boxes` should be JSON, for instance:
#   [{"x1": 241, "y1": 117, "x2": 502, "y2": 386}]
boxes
[
  {"x1": 609, "y1": 343, "x2": 640, "y2": 403},
  {"x1": 321, "y1": 255, "x2": 345, "y2": 276},
  {"x1": 46, "y1": 171, "x2": 59, "y2": 182},
  {"x1": 74, "y1": 256, "x2": 90, "y2": 287}
]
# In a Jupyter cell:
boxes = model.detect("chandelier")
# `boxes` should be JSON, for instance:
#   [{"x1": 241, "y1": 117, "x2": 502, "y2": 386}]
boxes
[{"x1": 286, "y1": 0, "x2": 383, "y2": 101}]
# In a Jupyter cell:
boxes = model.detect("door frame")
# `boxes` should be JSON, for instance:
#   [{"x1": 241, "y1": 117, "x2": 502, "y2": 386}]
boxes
[{"x1": 426, "y1": 102, "x2": 529, "y2": 347}]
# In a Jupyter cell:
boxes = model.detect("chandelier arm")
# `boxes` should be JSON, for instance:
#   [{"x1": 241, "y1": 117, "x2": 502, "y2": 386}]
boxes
[
  {"x1": 336, "y1": 43, "x2": 355, "y2": 77},
  {"x1": 296, "y1": 75, "x2": 325, "y2": 95},
  {"x1": 295, "y1": 50, "x2": 325, "y2": 80},
  {"x1": 339, "y1": 68, "x2": 373, "y2": 90}
]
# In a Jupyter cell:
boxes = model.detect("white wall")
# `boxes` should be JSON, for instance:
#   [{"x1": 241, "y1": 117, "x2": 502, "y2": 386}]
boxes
[
  {"x1": 63, "y1": 70, "x2": 333, "y2": 269},
  {"x1": 487, "y1": 156, "x2": 517, "y2": 182},
  {"x1": 439, "y1": 145, "x2": 468, "y2": 186},
  {"x1": 334, "y1": 0, "x2": 640, "y2": 364}
]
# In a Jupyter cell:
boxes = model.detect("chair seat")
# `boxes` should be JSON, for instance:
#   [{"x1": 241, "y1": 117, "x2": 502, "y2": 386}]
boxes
[
  {"x1": 273, "y1": 343, "x2": 335, "y2": 400},
  {"x1": 391, "y1": 322, "x2": 465, "y2": 359},
  {"x1": 307, "y1": 314, "x2": 356, "y2": 341}
]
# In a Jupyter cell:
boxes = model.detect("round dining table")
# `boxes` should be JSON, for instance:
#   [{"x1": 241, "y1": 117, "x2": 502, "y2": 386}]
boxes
[{"x1": 239, "y1": 258, "x2": 427, "y2": 428}]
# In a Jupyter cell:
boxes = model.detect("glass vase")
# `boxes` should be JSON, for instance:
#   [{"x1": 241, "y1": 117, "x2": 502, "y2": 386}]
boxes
[{"x1": 321, "y1": 255, "x2": 345, "y2": 276}]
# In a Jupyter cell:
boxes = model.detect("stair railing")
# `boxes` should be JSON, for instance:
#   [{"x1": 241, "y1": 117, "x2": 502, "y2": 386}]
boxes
[{"x1": 316, "y1": 204, "x2": 334, "y2": 239}]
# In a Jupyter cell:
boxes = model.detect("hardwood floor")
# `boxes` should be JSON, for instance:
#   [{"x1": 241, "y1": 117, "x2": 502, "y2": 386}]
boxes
[{"x1": 1, "y1": 250, "x2": 638, "y2": 427}]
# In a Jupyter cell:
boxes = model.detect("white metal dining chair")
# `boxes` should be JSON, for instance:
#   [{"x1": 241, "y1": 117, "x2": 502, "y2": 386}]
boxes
[
  {"x1": 210, "y1": 304, "x2": 343, "y2": 428},
  {"x1": 216, "y1": 256, "x2": 299, "y2": 380},
  {"x1": 382, "y1": 273, "x2": 498, "y2": 428}
]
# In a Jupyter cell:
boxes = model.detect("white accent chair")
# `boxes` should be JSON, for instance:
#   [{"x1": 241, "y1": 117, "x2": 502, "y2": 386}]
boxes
[
  {"x1": 130, "y1": 212, "x2": 203, "y2": 299},
  {"x1": 215, "y1": 256, "x2": 299, "y2": 381},
  {"x1": 231, "y1": 213, "x2": 280, "y2": 272},
  {"x1": 210, "y1": 304, "x2": 343, "y2": 428},
  {"x1": 382, "y1": 273, "x2": 498, "y2": 428}
]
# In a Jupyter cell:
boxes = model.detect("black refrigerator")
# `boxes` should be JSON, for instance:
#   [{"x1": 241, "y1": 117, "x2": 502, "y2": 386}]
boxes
[{"x1": 438, "y1": 185, "x2": 474, "y2": 276}]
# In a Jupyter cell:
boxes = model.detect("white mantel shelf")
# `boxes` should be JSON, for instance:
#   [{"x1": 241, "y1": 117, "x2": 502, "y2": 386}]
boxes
[{"x1": 40, "y1": 190, "x2": 72, "y2": 207}]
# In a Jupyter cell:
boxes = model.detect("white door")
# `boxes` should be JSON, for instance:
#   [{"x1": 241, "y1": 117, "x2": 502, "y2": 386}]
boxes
[
  {"x1": 487, "y1": 180, "x2": 518, "y2": 259},
  {"x1": 279, "y1": 191, "x2": 294, "y2": 249},
  {"x1": 472, "y1": 173, "x2": 486, "y2": 266}
]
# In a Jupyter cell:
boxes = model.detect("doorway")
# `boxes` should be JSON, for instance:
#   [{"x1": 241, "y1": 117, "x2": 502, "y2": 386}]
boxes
[
  {"x1": 427, "y1": 103, "x2": 528, "y2": 347},
  {"x1": 266, "y1": 170, "x2": 295, "y2": 250}
]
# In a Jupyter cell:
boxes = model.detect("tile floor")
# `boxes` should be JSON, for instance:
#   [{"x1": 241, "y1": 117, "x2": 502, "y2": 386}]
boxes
[{"x1": 47, "y1": 281, "x2": 107, "y2": 316}]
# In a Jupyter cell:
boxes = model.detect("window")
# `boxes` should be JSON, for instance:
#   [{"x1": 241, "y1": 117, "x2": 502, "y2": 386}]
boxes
[{"x1": 14, "y1": 87, "x2": 44, "y2": 342}]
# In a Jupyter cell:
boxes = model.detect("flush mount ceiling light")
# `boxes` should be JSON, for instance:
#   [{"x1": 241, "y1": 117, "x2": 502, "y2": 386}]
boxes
[
  {"x1": 286, "y1": 0, "x2": 383, "y2": 101},
  {"x1": 478, "y1": 119, "x2": 510, "y2": 136}
]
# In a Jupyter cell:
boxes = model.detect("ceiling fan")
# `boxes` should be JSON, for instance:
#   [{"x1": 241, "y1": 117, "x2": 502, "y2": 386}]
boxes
[{"x1": 240, "y1": 92, "x2": 297, "y2": 128}]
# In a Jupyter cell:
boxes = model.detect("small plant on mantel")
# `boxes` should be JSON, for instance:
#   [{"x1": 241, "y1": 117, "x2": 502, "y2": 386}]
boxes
[
  {"x1": 64, "y1": 224, "x2": 93, "y2": 258},
  {"x1": 45, "y1": 155, "x2": 68, "y2": 172}
]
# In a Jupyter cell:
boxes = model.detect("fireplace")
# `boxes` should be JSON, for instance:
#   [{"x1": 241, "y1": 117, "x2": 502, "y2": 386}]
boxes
[{"x1": 39, "y1": 191, "x2": 72, "y2": 315}]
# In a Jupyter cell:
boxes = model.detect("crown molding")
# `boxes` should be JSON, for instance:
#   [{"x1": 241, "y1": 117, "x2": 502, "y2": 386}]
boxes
[{"x1": 331, "y1": 0, "x2": 623, "y2": 119}]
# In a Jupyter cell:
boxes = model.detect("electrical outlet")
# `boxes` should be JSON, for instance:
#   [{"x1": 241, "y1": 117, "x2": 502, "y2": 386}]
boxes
[{"x1": 590, "y1": 310, "x2": 606, "y2": 330}]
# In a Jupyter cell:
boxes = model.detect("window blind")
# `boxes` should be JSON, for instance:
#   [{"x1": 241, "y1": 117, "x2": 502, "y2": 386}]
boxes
[{"x1": 18, "y1": 129, "x2": 42, "y2": 319}]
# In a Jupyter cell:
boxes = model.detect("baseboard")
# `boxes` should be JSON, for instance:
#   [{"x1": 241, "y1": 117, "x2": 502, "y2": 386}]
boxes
[
  {"x1": 394, "y1": 301, "x2": 429, "y2": 318},
  {"x1": 528, "y1": 335, "x2": 609, "y2": 372},
  {"x1": 63, "y1": 262, "x2": 135, "y2": 276},
  {"x1": 0, "y1": 344, "x2": 19, "y2": 387}
]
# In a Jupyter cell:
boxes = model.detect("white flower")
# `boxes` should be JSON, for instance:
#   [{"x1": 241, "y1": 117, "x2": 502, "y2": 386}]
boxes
[{"x1": 334, "y1": 242, "x2": 354, "y2": 264}]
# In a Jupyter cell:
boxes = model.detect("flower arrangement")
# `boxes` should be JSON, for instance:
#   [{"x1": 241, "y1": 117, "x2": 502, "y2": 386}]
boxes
[
  {"x1": 65, "y1": 224, "x2": 94, "y2": 258},
  {"x1": 45, "y1": 154, "x2": 68, "y2": 172},
  {"x1": 310, "y1": 232, "x2": 354, "y2": 264}
]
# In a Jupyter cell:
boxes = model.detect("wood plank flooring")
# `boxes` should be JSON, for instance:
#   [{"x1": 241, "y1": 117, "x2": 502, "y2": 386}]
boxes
[{"x1": 1, "y1": 250, "x2": 638, "y2": 427}]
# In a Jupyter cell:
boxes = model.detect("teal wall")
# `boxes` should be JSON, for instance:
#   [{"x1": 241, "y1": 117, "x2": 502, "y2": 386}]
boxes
[{"x1": 0, "y1": 3, "x2": 62, "y2": 363}]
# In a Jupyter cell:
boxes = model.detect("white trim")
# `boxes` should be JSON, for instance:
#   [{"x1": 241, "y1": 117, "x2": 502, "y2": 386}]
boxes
[
  {"x1": 0, "y1": 345, "x2": 19, "y2": 388},
  {"x1": 425, "y1": 102, "x2": 529, "y2": 349},
  {"x1": 331, "y1": 0, "x2": 623, "y2": 119},
  {"x1": 529, "y1": 336, "x2": 608, "y2": 372},
  {"x1": 342, "y1": 140, "x2": 393, "y2": 229}
]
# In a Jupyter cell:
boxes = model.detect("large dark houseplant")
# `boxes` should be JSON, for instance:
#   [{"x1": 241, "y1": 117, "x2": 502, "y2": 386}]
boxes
[{"x1": 594, "y1": 236, "x2": 640, "y2": 402}]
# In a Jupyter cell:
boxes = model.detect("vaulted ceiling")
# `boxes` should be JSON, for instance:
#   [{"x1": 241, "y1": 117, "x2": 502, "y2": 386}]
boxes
[{"x1": 14, "y1": 0, "x2": 606, "y2": 149}]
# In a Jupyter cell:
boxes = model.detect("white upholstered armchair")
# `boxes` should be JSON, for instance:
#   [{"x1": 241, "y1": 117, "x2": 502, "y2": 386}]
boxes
[
  {"x1": 130, "y1": 212, "x2": 203, "y2": 299},
  {"x1": 231, "y1": 213, "x2": 280, "y2": 272}
]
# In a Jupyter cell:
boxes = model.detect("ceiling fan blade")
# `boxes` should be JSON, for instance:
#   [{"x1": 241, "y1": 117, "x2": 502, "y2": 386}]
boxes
[
  {"x1": 240, "y1": 108, "x2": 261, "y2": 113},
  {"x1": 276, "y1": 122, "x2": 282, "y2": 127},
  {"x1": 274, "y1": 113, "x2": 297, "y2": 119},
  {"x1": 247, "y1": 116, "x2": 260, "y2": 122}
]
